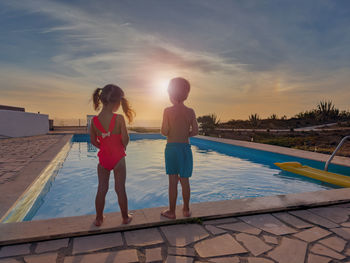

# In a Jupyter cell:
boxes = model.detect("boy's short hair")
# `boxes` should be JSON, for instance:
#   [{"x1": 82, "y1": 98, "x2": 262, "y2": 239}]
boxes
[{"x1": 168, "y1": 77, "x2": 190, "y2": 102}]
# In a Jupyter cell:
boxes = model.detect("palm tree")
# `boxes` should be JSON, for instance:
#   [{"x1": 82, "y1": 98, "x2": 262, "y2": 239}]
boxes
[
  {"x1": 249, "y1": 113, "x2": 260, "y2": 128},
  {"x1": 268, "y1": 114, "x2": 278, "y2": 120},
  {"x1": 317, "y1": 100, "x2": 339, "y2": 121},
  {"x1": 197, "y1": 114, "x2": 220, "y2": 135}
]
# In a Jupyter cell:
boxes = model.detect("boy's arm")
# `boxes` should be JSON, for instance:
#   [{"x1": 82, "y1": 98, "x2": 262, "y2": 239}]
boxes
[
  {"x1": 89, "y1": 120, "x2": 100, "y2": 149},
  {"x1": 189, "y1": 109, "x2": 199, "y2": 137},
  {"x1": 120, "y1": 115, "x2": 130, "y2": 148},
  {"x1": 161, "y1": 109, "x2": 169, "y2": 136}
]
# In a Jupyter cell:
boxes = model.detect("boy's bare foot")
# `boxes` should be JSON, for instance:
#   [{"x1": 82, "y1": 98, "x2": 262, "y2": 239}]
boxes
[
  {"x1": 94, "y1": 216, "x2": 105, "y2": 226},
  {"x1": 161, "y1": 209, "x2": 176, "y2": 219},
  {"x1": 122, "y1": 214, "x2": 133, "y2": 224},
  {"x1": 183, "y1": 209, "x2": 191, "y2": 217}
]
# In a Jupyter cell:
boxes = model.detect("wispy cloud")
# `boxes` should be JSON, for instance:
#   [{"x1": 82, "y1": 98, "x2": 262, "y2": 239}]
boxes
[
  {"x1": 1, "y1": 0, "x2": 350, "y2": 121},
  {"x1": 2, "y1": 1, "x2": 246, "y2": 86}
]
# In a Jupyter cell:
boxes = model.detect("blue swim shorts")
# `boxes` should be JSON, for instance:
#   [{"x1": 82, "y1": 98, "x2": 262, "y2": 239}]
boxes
[{"x1": 165, "y1": 143, "x2": 193, "y2": 178}]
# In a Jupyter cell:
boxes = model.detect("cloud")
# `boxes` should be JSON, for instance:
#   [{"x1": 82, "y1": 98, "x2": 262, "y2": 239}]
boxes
[
  {"x1": 1, "y1": 0, "x2": 350, "y2": 122},
  {"x1": 146, "y1": 46, "x2": 244, "y2": 74},
  {"x1": 2, "y1": 0, "x2": 248, "y2": 88}
]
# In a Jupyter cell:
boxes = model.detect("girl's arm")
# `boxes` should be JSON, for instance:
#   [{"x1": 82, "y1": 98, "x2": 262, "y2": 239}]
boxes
[
  {"x1": 189, "y1": 109, "x2": 199, "y2": 137},
  {"x1": 89, "y1": 120, "x2": 100, "y2": 149},
  {"x1": 120, "y1": 115, "x2": 129, "y2": 148},
  {"x1": 161, "y1": 109, "x2": 169, "y2": 136}
]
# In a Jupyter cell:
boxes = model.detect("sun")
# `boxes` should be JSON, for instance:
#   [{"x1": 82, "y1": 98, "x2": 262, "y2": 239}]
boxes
[{"x1": 153, "y1": 77, "x2": 170, "y2": 100}]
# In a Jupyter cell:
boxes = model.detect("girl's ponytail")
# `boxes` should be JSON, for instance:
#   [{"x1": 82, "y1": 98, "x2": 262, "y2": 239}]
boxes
[
  {"x1": 93, "y1": 88, "x2": 102, "y2": 110},
  {"x1": 121, "y1": 97, "x2": 135, "y2": 124}
]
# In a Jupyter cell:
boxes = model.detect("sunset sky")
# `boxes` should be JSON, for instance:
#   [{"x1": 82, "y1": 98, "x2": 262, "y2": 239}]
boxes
[{"x1": 1, "y1": 1, "x2": 350, "y2": 126}]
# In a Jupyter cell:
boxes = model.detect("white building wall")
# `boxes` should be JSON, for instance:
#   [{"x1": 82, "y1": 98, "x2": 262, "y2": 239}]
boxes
[{"x1": 0, "y1": 110, "x2": 49, "y2": 137}]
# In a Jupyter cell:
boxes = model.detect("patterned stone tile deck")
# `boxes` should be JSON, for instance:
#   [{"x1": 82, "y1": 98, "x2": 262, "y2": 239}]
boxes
[
  {"x1": 195, "y1": 233, "x2": 247, "y2": 257},
  {"x1": 235, "y1": 233, "x2": 272, "y2": 256},
  {"x1": 239, "y1": 214, "x2": 297, "y2": 235},
  {"x1": 307, "y1": 253, "x2": 332, "y2": 263},
  {"x1": 145, "y1": 247, "x2": 162, "y2": 262},
  {"x1": 272, "y1": 212, "x2": 313, "y2": 229},
  {"x1": 0, "y1": 135, "x2": 64, "y2": 182},
  {"x1": 35, "y1": 238, "x2": 69, "y2": 253},
  {"x1": 218, "y1": 222, "x2": 262, "y2": 235},
  {"x1": 1, "y1": 203, "x2": 350, "y2": 262},
  {"x1": 319, "y1": 236, "x2": 347, "y2": 252},
  {"x1": 160, "y1": 224, "x2": 209, "y2": 247},
  {"x1": 292, "y1": 226, "x2": 331, "y2": 242},
  {"x1": 267, "y1": 237, "x2": 307, "y2": 263},
  {"x1": 310, "y1": 244, "x2": 345, "y2": 260},
  {"x1": 72, "y1": 232, "x2": 123, "y2": 254},
  {"x1": 125, "y1": 228, "x2": 163, "y2": 246}
]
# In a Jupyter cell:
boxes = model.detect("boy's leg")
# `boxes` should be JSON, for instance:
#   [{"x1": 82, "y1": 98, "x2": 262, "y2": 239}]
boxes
[
  {"x1": 113, "y1": 158, "x2": 132, "y2": 224},
  {"x1": 161, "y1": 174, "x2": 178, "y2": 219},
  {"x1": 95, "y1": 164, "x2": 110, "y2": 226},
  {"x1": 179, "y1": 177, "x2": 191, "y2": 217},
  {"x1": 169, "y1": 174, "x2": 179, "y2": 213}
]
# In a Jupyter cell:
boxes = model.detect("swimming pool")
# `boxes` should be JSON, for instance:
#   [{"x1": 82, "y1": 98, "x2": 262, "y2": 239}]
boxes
[{"x1": 11, "y1": 134, "x2": 350, "y2": 221}]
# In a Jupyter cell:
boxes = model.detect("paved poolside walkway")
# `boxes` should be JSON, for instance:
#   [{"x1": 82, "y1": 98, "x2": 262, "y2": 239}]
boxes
[
  {"x1": 0, "y1": 135, "x2": 63, "y2": 184},
  {"x1": 1, "y1": 202, "x2": 350, "y2": 262},
  {"x1": 1, "y1": 134, "x2": 350, "y2": 262}
]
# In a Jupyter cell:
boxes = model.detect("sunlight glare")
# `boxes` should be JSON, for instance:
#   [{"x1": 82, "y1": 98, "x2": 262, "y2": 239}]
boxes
[{"x1": 153, "y1": 77, "x2": 170, "y2": 100}]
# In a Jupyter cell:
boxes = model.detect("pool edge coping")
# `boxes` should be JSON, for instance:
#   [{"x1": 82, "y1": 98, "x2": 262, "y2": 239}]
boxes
[{"x1": 1, "y1": 133, "x2": 350, "y2": 246}]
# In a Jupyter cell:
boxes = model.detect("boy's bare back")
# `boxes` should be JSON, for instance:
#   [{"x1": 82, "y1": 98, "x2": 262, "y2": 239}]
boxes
[{"x1": 162, "y1": 104, "x2": 197, "y2": 143}]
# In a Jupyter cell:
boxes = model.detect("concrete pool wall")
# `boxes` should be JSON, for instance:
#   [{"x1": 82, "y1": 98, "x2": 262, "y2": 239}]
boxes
[{"x1": 1, "y1": 133, "x2": 350, "y2": 245}]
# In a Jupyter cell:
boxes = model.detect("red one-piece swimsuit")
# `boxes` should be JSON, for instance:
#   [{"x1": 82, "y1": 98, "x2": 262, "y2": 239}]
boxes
[{"x1": 93, "y1": 114, "x2": 126, "y2": 171}]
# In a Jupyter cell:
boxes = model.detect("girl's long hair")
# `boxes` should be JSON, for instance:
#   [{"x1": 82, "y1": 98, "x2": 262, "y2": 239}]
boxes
[
  {"x1": 93, "y1": 88, "x2": 103, "y2": 111},
  {"x1": 92, "y1": 84, "x2": 135, "y2": 123},
  {"x1": 121, "y1": 97, "x2": 134, "y2": 124}
]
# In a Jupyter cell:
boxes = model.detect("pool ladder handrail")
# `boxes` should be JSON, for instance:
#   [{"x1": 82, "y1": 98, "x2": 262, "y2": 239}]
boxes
[{"x1": 324, "y1": 135, "x2": 350, "y2": 171}]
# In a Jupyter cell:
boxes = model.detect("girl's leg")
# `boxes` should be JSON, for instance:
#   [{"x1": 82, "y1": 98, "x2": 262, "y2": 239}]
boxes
[
  {"x1": 179, "y1": 177, "x2": 191, "y2": 217},
  {"x1": 161, "y1": 174, "x2": 178, "y2": 219},
  {"x1": 95, "y1": 164, "x2": 110, "y2": 226},
  {"x1": 113, "y1": 157, "x2": 132, "y2": 224}
]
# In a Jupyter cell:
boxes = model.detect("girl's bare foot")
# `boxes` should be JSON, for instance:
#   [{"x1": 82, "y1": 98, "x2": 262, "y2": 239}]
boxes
[
  {"x1": 94, "y1": 216, "x2": 105, "y2": 226},
  {"x1": 161, "y1": 209, "x2": 176, "y2": 219},
  {"x1": 122, "y1": 214, "x2": 133, "y2": 224},
  {"x1": 183, "y1": 209, "x2": 191, "y2": 217}
]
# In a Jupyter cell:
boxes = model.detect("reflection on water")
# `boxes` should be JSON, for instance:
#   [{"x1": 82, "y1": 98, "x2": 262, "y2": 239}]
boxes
[{"x1": 29, "y1": 138, "x2": 334, "y2": 221}]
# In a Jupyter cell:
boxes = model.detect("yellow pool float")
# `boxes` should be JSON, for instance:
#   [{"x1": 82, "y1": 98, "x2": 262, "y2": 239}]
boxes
[{"x1": 274, "y1": 162, "x2": 350, "y2": 188}]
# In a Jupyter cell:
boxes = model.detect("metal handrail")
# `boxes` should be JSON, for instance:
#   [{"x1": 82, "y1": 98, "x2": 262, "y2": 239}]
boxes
[{"x1": 325, "y1": 135, "x2": 350, "y2": 171}]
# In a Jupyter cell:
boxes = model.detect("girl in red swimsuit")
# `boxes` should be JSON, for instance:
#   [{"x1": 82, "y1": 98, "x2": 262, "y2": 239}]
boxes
[{"x1": 90, "y1": 84, "x2": 135, "y2": 226}]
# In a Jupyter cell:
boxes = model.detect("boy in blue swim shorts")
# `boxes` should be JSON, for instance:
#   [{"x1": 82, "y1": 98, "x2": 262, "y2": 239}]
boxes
[{"x1": 161, "y1": 77, "x2": 199, "y2": 219}]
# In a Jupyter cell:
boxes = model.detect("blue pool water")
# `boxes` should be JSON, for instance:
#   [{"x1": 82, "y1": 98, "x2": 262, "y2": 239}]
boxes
[{"x1": 25, "y1": 134, "x2": 350, "y2": 221}]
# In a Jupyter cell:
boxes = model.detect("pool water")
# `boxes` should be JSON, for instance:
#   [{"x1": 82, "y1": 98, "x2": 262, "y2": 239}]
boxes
[{"x1": 25, "y1": 134, "x2": 350, "y2": 221}]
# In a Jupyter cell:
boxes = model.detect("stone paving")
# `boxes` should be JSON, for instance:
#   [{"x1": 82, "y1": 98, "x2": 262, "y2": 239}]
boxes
[
  {"x1": 0, "y1": 135, "x2": 64, "y2": 185},
  {"x1": 1, "y1": 203, "x2": 350, "y2": 262}
]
